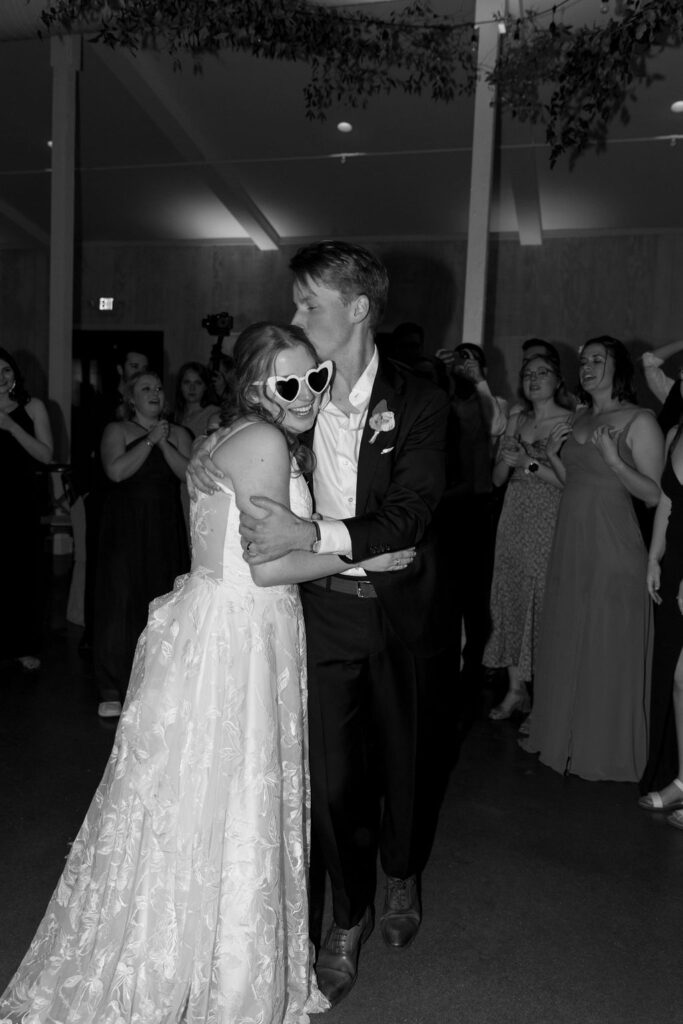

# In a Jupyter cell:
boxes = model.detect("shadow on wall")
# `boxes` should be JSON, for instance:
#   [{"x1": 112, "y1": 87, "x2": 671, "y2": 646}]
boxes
[
  {"x1": 380, "y1": 250, "x2": 459, "y2": 355},
  {"x1": 15, "y1": 348, "x2": 48, "y2": 401}
]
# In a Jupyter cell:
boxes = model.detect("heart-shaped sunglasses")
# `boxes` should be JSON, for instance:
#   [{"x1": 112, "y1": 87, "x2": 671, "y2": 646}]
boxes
[{"x1": 256, "y1": 360, "x2": 333, "y2": 404}]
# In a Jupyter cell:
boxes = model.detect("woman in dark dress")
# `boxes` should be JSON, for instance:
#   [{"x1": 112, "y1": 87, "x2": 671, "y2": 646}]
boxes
[
  {"x1": 0, "y1": 348, "x2": 53, "y2": 672},
  {"x1": 93, "y1": 370, "x2": 191, "y2": 717},
  {"x1": 639, "y1": 420, "x2": 683, "y2": 816}
]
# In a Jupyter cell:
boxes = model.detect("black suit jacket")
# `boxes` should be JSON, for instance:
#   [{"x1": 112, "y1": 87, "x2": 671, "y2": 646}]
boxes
[{"x1": 309, "y1": 356, "x2": 450, "y2": 657}]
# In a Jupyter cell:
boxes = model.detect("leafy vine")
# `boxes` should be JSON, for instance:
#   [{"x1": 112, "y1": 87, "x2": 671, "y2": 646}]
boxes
[
  {"x1": 492, "y1": 0, "x2": 683, "y2": 164},
  {"x1": 39, "y1": 0, "x2": 683, "y2": 164}
]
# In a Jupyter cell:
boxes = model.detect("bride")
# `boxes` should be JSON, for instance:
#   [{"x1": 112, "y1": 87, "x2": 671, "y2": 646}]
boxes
[{"x1": 0, "y1": 322, "x2": 413, "y2": 1024}]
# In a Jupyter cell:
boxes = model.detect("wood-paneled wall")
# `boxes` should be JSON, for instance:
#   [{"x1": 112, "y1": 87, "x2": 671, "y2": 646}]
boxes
[
  {"x1": 2, "y1": 231, "x2": 683, "y2": 422},
  {"x1": 0, "y1": 247, "x2": 49, "y2": 396}
]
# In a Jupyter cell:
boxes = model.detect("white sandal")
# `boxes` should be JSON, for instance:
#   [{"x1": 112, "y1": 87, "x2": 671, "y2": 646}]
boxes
[{"x1": 638, "y1": 777, "x2": 683, "y2": 812}]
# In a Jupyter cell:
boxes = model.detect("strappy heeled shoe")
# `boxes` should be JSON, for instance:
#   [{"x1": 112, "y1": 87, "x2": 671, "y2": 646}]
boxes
[
  {"x1": 638, "y1": 777, "x2": 683, "y2": 812},
  {"x1": 488, "y1": 690, "x2": 531, "y2": 721}
]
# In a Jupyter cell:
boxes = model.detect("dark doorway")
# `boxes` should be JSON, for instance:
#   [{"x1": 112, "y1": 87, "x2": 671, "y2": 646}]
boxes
[
  {"x1": 70, "y1": 329, "x2": 164, "y2": 494},
  {"x1": 72, "y1": 330, "x2": 164, "y2": 407}
]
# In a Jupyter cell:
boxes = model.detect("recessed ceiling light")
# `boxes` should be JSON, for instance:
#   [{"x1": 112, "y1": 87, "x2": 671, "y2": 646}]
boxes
[
  {"x1": 671, "y1": 101, "x2": 683, "y2": 113},
  {"x1": 337, "y1": 121, "x2": 353, "y2": 133},
  {"x1": 47, "y1": 140, "x2": 53, "y2": 147}
]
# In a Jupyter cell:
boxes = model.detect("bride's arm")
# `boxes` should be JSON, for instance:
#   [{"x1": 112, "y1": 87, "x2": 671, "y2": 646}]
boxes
[{"x1": 214, "y1": 422, "x2": 348, "y2": 587}]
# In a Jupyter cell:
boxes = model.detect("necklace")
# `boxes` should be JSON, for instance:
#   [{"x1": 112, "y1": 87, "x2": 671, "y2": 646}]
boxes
[{"x1": 132, "y1": 416, "x2": 154, "y2": 433}]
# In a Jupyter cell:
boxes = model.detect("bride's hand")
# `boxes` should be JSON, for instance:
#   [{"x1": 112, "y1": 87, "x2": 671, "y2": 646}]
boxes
[
  {"x1": 187, "y1": 439, "x2": 223, "y2": 495},
  {"x1": 360, "y1": 547, "x2": 416, "y2": 573}
]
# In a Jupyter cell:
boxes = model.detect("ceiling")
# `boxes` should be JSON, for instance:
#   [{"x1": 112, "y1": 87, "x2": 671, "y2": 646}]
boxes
[{"x1": 1, "y1": 0, "x2": 683, "y2": 251}]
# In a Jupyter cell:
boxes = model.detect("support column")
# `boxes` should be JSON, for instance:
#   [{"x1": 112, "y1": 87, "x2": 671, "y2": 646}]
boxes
[
  {"x1": 49, "y1": 34, "x2": 82, "y2": 461},
  {"x1": 462, "y1": 0, "x2": 501, "y2": 348}
]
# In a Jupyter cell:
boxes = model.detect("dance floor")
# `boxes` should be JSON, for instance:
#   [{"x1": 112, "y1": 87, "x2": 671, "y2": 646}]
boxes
[{"x1": 0, "y1": 569, "x2": 679, "y2": 1024}]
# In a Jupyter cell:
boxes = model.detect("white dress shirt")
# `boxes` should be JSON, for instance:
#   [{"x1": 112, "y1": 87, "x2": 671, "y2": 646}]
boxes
[{"x1": 313, "y1": 348, "x2": 379, "y2": 574}]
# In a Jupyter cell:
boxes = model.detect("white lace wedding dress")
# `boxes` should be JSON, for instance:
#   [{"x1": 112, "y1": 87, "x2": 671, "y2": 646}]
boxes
[{"x1": 0, "y1": 424, "x2": 328, "y2": 1024}]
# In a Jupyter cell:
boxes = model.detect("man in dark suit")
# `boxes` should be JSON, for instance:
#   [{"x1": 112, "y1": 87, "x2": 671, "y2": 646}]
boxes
[{"x1": 239, "y1": 241, "x2": 449, "y2": 1005}]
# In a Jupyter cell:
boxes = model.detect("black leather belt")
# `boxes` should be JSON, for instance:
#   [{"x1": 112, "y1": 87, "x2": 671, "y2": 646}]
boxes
[{"x1": 308, "y1": 574, "x2": 378, "y2": 599}]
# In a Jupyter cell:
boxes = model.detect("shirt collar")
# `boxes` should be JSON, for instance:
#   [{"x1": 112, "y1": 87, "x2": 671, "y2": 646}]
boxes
[{"x1": 348, "y1": 347, "x2": 379, "y2": 411}]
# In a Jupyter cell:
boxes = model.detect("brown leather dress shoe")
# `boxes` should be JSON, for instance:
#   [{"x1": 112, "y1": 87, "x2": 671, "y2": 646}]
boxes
[
  {"x1": 380, "y1": 875, "x2": 421, "y2": 948},
  {"x1": 315, "y1": 905, "x2": 374, "y2": 1006}
]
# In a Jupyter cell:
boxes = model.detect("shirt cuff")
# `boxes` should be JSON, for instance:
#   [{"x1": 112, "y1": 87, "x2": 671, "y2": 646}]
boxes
[{"x1": 317, "y1": 519, "x2": 353, "y2": 556}]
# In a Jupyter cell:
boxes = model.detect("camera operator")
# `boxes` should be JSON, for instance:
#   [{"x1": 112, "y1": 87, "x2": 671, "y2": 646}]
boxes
[{"x1": 202, "y1": 311, "x2": 235, "y2": 404}]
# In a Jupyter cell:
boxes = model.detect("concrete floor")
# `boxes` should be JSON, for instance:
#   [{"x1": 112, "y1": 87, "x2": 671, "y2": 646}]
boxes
[{"x1": 1, "y1": 601, "x2": 681, "y2": 1024}]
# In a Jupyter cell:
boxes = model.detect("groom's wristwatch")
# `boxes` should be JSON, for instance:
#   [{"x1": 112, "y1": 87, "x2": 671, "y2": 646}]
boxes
[{"x1": 310, "y1": 520, "x2": 322, "y2": 553}]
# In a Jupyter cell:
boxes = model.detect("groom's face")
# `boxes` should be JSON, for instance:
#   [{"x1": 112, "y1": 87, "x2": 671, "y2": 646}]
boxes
[{"x1": 291, "y1": 275, "x2": 356, "y2": 361}]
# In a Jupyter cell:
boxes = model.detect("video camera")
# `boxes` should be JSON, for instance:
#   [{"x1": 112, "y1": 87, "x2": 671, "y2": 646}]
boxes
[{"x1": 201, "y1": 312, "x2": 234, "y2": 337}]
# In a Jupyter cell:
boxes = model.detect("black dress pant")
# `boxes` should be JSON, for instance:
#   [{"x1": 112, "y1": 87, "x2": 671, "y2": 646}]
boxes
[{"x1": 301, "y1": 582, "x2": 426, "y2": 930}]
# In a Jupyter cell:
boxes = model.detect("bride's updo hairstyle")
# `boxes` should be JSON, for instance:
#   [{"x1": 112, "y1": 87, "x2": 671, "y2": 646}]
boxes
[{"x1": 220, "y1": 322, "x2": 319, "y2": 472}]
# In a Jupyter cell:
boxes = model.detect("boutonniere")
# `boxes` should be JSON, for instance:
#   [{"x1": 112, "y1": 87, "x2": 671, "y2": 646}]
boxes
[{"x1": 368, "y1": 399, "x2": 396, "y2": 445}]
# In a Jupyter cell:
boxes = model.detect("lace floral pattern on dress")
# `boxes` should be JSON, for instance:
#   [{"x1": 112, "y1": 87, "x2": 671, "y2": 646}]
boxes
[{"x1": 0, "y1": 424, "x2": 327, "y2": 1024}]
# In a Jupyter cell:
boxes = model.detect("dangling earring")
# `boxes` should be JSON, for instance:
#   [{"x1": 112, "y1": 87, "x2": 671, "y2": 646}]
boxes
[{"x1": 8, "y1": 381, "x2": 15, "y2": 396}]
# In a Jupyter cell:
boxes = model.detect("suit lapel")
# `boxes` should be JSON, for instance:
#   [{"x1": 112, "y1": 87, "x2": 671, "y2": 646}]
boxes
[{"x1": 356, "y1": 360, "x2": 404, "y2": 512}]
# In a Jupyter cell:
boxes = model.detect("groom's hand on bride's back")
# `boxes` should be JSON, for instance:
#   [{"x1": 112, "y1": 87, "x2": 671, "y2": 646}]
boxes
[
  {"x1": 186, "y1": 436, "x2": 224, "y2": 497},
  {"x1": 240, "y1": 496, "x2": 313, "y2": 564}
]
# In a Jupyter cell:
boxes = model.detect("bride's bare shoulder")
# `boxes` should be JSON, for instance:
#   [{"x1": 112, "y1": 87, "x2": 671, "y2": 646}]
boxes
[{"x1": 211, "y1": 418, "x2": 287, "y2": 471}]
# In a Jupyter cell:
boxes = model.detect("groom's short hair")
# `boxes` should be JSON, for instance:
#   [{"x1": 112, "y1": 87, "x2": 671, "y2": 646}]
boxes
[{"x1": 290, "y1": 240, "x2": 389, "y2": 329}]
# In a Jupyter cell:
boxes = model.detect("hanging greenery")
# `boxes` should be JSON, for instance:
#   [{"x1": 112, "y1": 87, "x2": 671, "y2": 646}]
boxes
[
  {"x1": 492, "y1": 0, "x2": 683, "y2": 164},
  {"x1": 39, "y1": 0, "x2": 683, "y2": 164},
  {"x1": 39, "y1": 0, "x2": 479, "y2": 110}
]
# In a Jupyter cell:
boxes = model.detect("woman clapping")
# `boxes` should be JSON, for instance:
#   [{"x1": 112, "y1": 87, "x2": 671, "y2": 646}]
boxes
[
  {"x1": 93, "y1": 370, "x2": 191, "y2": 716},
  {"x1": 484, "y1": 354, "x2": 573, "y2": 722}
]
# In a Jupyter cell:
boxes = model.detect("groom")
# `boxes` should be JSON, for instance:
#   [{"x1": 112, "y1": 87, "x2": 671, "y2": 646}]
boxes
[{"x1": 239, "y1": 241, "x2": 449, "y2": 1005}]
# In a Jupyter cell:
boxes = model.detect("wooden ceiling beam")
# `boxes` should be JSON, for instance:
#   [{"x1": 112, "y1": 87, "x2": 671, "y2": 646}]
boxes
[
  {"x1": 0, "y1": 198, "x2": 49, "y2": 246},
  {"x1": 93, "y1": 46, "x2": 280, "y2": 251}
]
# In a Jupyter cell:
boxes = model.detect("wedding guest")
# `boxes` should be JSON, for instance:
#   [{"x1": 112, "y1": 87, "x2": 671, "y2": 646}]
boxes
[
  {"x1": 77, "y1": 346, "x2": 150, "y2": 653},
  {"x1": 211, "y1": 352, "x2": 235, "y2": 402},
  {"x1": 522, "y1": 337, "x2": 663, "y2": 781},
  {"x1": 0, "y1": 322, "x2": 414, "y2": 1024},
  {"x1": 512, "y1": 339, "x2": 577, "y2": 413},
  {"x1": 640, "y1": 338, "x2": 683, "y2": 433},
  {"x1": 174, "y1": 360, "x2": 220, "y2": 438},
  {"x1": 109, "y1": 347, "x2": 150, "y2": 422},
  {"x1": 435, "y1": 343, "x2": 508, "y2": 696},
  {"x1": 93, "y1": 371, "x2": 191, "y2": 717},
  {"x1": 484, "y1": 353, "x2": 573, "y2": 720},
  {"x1": 521, "y1": 337, "x2": 561, "y2": 364},
  {"x1": 389, "y1": 322, "x2": 449, "y2": 389},
  {"x1": 639, "y1": 419, "x2": 683, "y2": 815},
  {"x1": 0, "y1": 348, "x2": 53, "y2": 672}
]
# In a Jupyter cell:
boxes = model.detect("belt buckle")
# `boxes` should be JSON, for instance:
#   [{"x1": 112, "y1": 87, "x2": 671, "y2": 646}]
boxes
[{"x1": 357, "y1": 581, "x2": 369, "y2": 598}]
